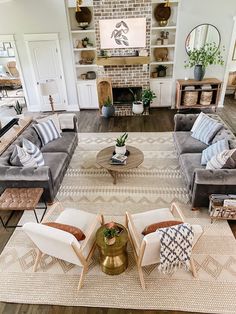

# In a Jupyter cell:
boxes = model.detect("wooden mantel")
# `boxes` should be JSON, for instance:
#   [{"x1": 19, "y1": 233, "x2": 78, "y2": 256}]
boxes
[{"x1": 97, "y1": 56, "x2": 150, "y2": 66}]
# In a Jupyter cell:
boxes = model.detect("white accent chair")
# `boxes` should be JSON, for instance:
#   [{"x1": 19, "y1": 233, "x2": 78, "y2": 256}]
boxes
[
  {"x1": 23, "y1": 203, "x2": 103, "y2": 291},
  {"x1": 125, "y1": 202, "x2": 203, "y2": 290}
]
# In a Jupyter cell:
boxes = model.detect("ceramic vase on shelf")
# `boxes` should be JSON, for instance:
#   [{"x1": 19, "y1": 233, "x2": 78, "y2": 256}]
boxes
[
  {"x1": 194, "y1": 65, "x2": 205, "y2": 81},
  {"x1": 132, "y1": 101, "x2": 144, "y2": 115},
  {"x1": 115, "y1": 145, "x2": 126, "y2": 155}
]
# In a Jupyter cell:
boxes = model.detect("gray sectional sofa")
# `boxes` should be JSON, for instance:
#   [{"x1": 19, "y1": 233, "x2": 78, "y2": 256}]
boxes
[
  {"x1": 173, "y1": 113, "x2": 236, "y2": 208},
  {"x1": 0, "y1": 114, "x2": 78, "y2": 203}
]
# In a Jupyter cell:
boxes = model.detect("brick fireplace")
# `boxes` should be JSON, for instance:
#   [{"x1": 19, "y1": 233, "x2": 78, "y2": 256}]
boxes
[{"x1": 93, "y1": 0, "x2": 152, "y2": 89}]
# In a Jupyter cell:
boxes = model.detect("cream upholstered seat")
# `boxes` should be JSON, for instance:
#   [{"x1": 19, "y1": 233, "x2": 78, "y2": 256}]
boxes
[
  {"x1": 125, "y1": 202, "x2": 203, "y2": 290},
  {"x1": 23, "y1": 203, "x2": 102, "y2": 291}
]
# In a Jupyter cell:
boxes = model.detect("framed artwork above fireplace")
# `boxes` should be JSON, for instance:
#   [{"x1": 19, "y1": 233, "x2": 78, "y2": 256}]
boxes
[{"x1": 99, "y1": 18, "x2": 146, "y2": 49}]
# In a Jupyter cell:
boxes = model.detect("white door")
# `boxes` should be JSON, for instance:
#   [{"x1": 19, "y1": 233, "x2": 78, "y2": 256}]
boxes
[
  {"x1": 77, "y1": 81, "x2": 99, "y2": 109},
  {"x1": 27, "y1": 40, "x2": 67, "y2": 111},
  {"x1": 150, "y1": 80, "x2": 172, "y2": 107}
]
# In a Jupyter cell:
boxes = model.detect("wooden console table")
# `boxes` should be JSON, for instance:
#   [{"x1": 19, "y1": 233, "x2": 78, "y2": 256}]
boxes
[
  {"x1": 0, "y1": 116, "x2": 32, "y2": 155},
  {"x1": 176, "y1": 78, "x2": 222, "y2": 110}
]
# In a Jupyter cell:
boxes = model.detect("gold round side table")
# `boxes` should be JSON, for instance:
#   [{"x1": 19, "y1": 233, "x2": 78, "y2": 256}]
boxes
[{"x1": 96, "y1": 223, "x2": 128, "y2": 275}]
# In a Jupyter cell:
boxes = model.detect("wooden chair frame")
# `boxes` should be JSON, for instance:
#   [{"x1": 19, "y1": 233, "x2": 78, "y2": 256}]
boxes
[{"x1": 125, "y1": 202, "x2": 200, "y2": 290}]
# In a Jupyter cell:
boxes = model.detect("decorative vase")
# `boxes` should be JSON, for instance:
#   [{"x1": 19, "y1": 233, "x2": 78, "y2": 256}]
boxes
[
  {"x1": 194, "y1": 65, "x2": 205, "y2": 81},
  {"x1": 104, "y1": 236, "x2": 116, "y2": 246},
  {"x1": 102, "y1": 105, "x2": 115, "y2": 118},
  {"x1": 132, "y1": 101, "x2": 144, "y2": 114},
  {"x1": 158, "y1": 19, "x2": 168, "y2": 27},
  {"x1": 115, "y1": 145, "x2": 126, "y2": 155}
]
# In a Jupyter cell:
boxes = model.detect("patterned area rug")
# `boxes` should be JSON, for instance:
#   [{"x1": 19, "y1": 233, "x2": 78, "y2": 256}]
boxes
[{"x1": 0, "y1": 132, "x2": 236, "y2": 314}]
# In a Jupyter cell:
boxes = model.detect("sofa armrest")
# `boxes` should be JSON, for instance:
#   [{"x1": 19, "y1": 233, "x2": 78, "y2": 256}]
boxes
[
  {"x1": 174, "y1": 114, "x2": 198, "y2": 131},
  {"x1": 191, "y1": 168, "x2": 236, "y2": 207},
  {"x1": 58, "y1": 113, "x2": 78, "y2": 132}
]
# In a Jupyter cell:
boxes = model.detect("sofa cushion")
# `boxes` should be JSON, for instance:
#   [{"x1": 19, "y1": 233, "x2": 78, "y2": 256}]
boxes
[
  {"x1": 10, "y1": 145, "x2": 37, "y2": 168},
  {"x1": 201, "y1": 139, "x2": 229, "y2": 165},
  {"x1": 212, "y1": 128, "x2": 236, "y2": 149},
  {"x1": 173, "y1": 132, "x2": 208, "y2": 155},
  {"x1": 191, "y1": 113, "x2": 223, "y2": 145},
  {"x1": 41, "y1": 132, "x2": 77, "y2": 154},
  {"x1": 42, "y1": 152, "x2": 69, "y2": 190},
  {"x1": 179, "y1": 153, "x2": 204, "y2": 190},
  {"x1": 18, "y1": 125, "x2": 42, "y2": 148}
]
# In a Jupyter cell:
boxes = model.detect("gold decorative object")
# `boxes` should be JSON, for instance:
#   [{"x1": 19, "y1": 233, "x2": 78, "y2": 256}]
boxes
[
  {"x1": 76, "y1": 0, "x2": 83, "y2": 12},
  {"x1": 96, "y1": 223, "x2": 128, "y2": 275}
]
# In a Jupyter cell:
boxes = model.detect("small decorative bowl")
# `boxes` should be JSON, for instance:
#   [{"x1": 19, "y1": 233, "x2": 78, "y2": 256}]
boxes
[{"x1": 78, "y1": 22, "x2": 89, "y2": 29}]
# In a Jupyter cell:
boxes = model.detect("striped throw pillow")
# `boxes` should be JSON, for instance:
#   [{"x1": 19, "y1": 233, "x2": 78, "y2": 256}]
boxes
[
  {"x1": 22, "y1": 138, "x2": 44, "y2": 167},
  {"x1": 206, "y1": 148, "x2": 236, "y2": 170},
  {"x1": 10, "y1": 145, "x2": 37, "y2": 168},
  {"x1": 33, "y1": 119, "x2": 61, "y2": 146},
  {"x1": 201, "y1": 139, "x2": 229, "y2": 165},
  {"x1": 191, "y1": 113, "x2": 223, "y2": 145}
]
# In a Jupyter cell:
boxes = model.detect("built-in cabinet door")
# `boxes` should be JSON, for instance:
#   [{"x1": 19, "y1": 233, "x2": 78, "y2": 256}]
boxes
[
  {"x1": 77, "y1": 81, "x2": 99, "y2": 109},
  {"x1": 150, "y1": 80, "x2": 172, "y2": 107}
]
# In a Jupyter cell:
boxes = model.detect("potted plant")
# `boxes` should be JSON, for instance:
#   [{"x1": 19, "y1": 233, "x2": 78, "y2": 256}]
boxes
[
  {"x1": 101, "y1": 96, "x2": 115, "y2": 118},
  {"x1": 14, "y1": 101, "x2": 23, "y2": 115},
  {"x1": 142, "y1": 88, "x2": 156, "y2": 108},
  {"x1": 156, "y1": 65, "x2": 168, "y2": 77},
  {"x1": 103, "y1": 226, "x2": 119, "y2": 245},
  {"x1": 115, "y1": 132, "x2": 128, "y2": 155},
  {"x1": 184, "y1": 42, "x2": 224, "y2": 81},
  {"x1": 129, "y1": 88, "x2": 143, "y2": 114}
]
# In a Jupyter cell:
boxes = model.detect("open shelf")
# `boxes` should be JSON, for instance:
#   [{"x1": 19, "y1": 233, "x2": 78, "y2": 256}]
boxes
[{"x1": 97, "y1": 56, "x2": 150, "y2": 66}]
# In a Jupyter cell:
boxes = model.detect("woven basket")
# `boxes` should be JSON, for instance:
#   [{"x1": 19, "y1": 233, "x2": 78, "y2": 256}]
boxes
[
  {"x1": 200, "y1": 91, "x2": 213, "y2": 106},
  {"x1": 182, "y1": 91, "x2": 198, "y2": 106}
]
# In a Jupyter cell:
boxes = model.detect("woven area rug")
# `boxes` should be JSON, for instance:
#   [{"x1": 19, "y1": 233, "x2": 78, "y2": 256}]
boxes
[{"x1": 0, "y1": 132, "x2": 236, "y2": 314}]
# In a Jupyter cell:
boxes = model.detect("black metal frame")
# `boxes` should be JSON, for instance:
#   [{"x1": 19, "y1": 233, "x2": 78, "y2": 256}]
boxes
[{"x1": 0, "y1": 201, "x2": 48, "y2": 229}]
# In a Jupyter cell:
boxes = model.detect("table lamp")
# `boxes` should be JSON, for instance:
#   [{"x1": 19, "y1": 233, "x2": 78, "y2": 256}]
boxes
[{"x1": 40, "y1": 81, "x2": 58, "y2": 113}]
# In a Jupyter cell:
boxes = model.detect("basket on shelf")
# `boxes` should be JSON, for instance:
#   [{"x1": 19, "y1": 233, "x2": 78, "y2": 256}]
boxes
[
  {"x1": 182, "y1": 91, "x2": 198, "y2": 106},
  {"x1": 200, "y1": 91, "x2": 213, "y2": 106}
]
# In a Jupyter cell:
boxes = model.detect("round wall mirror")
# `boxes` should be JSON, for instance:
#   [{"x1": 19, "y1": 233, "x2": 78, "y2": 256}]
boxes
[{"x1": 185, "y1": 24, "x2": 221, "y2": 55}]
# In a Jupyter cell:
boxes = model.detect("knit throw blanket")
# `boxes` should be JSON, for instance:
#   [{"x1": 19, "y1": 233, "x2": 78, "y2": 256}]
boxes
[{"x1": 157, "y1": 223, "x2": 194, "y2": 274}]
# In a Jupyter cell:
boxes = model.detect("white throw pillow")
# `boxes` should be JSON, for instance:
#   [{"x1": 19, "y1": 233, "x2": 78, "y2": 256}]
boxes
[
  {"x1": 22, "y1": 138, "x2": 44, "y2": 167},
  {"x1": 36, "y1": 114, "x2": 61, "y2": 135},
  {"x1": 206, "y1": 148, "x2": 236, "y2": 170},
  {"x1": 10, "y1": 145, "x2": 37, "y2": 168}
]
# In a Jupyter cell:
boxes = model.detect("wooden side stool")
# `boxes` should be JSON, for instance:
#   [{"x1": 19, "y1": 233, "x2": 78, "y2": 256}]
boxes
[{"x1": 0, "y1": 188, "x2": 47, "y2": 229}]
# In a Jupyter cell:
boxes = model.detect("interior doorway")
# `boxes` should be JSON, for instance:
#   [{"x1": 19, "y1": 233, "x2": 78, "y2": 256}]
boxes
[{"x1": 0, "y1": 34, "x2": 27, "y2": 119}]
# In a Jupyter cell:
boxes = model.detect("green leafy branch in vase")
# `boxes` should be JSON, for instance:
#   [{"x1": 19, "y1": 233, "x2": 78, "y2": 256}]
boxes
[{"x1": 184, "y1": 42, "x2": 225, "y2": 69}]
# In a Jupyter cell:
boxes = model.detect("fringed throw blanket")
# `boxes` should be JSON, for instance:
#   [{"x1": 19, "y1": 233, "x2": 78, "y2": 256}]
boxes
[{"x1": 157, "y1": 223, "x2": 194, "y2": 274}]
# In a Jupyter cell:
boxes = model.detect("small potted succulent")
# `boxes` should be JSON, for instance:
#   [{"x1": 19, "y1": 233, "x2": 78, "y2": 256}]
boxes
[
  {"x1": 156, "y1": 65, "x2": 168, "y2": 77},
  {"x1": 14, "y1": 100, "x2": 23, "y2": 115},
  {"x1": 103, "y1": 226, "x2": 119, "y2": 245},
  {"x1": 115, "y1": 132, "x2": 128, "y2": 155},
  {"x1": 142, "y1": 88, "x2": 156, "y2": 108},
  {"x1": 101, "y1": 96, "x2": 115, "y2": 118}
]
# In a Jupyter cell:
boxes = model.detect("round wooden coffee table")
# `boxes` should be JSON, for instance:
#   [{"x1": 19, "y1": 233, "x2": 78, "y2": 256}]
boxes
[{"x1": 96, "y1": 145, "x2": 144, "y2": 184}]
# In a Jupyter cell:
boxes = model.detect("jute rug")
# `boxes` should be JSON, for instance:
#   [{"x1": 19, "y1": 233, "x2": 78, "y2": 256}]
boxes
[{"x1": 0, "y1": 132, "x2": 236, "y2": 313}]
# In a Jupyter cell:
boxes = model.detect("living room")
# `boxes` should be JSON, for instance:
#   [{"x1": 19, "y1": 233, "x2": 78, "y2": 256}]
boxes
[{"x1": 0, "y1": 0, "x2": 236, "y2": 314}]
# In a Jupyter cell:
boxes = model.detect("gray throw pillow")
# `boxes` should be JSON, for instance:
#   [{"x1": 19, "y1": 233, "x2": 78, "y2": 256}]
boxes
[
  {"x1": 10, "y1": 145, "x2": 37, "y2": 168},
  {"x1": 22, "y1": 138, "x2": 44, "y2": 167}
]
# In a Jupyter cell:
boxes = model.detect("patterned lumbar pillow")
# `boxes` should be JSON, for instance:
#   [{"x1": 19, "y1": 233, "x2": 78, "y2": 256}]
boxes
[
  {"x1": 10, "y1": 145, "x2": 37, "y2": 167},
  {"x1": 33, "y1": 119, "x2": 61, "y2": 146},
  {"x1": 206, "y1": 148, "x2": 236, "y2": 170},
  {"x1": 191, "y1": 112, "x2": 223, "y2": 145},
  {"x1": 22, "y1": 138, "x2": 44, "y2": 167},
  {"x1": 201, "y1": 139, "x2": 229, "y2": 165}
]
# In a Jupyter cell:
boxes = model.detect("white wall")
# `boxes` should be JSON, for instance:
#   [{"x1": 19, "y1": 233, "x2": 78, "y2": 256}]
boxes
[
  {"x1": 175, "y1": 0, "x2": 236, "y2": 106},
  {"x1": 0, "y1": 0, "x2": 79, "y2": 111}
]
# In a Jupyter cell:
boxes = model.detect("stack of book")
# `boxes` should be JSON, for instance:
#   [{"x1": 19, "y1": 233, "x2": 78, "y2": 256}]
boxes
[{"x1": 110, "y1": 153, "x2": 127, "y2": 165}]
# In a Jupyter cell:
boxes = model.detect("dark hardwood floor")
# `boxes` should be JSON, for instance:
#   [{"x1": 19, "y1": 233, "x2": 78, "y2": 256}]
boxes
[{"x1": 0, "y1": 102, "x2": 236, "y2": 314}]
